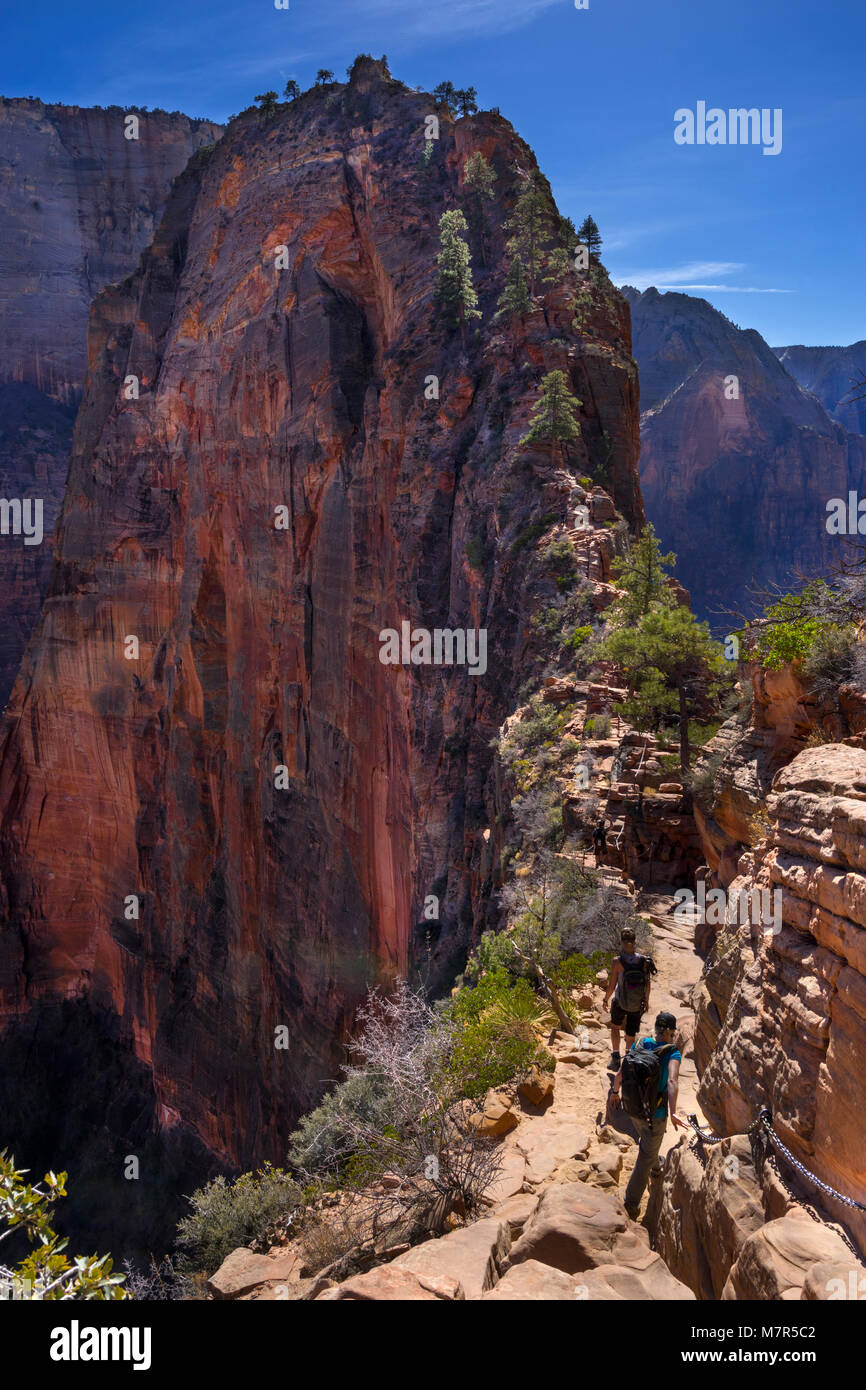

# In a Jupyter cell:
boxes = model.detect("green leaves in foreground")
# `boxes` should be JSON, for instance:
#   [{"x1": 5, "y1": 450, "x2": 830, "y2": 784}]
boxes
[{"x1": 0, "y1": 1151, "x2": 128, "y2": 1299}]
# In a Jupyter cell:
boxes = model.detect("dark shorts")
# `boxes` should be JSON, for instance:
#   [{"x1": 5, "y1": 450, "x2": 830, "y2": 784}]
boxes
[{"x1": 610, "y1": 999, "x2": 643, "y2": 1035}]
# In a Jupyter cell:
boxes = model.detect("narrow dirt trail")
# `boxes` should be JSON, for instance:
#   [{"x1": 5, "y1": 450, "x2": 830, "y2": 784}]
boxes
[{"x1": 491, "y1": 857, "x2": 709, "y2": 1225}]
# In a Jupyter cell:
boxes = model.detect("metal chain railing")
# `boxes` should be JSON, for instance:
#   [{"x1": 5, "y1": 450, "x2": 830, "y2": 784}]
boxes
[{"x1": 688, "y1": 1108, "x2": 866, "y2": 1212}]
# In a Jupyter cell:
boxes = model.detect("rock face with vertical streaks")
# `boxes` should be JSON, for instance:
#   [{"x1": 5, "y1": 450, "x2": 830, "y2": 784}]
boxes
[
  {"x1": 0, "y1": 96, "x2": 222, "y2": 703},
  {"x1": 0, "y1": 60, "x2": 642, "y2": 1252}
]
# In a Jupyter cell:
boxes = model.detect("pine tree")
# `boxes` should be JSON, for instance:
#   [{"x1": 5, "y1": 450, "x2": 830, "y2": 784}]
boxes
[
  {"x1": 496, "y1": 255, "x2": 530, "y2": 320},
  {"x1": 434, "y1": 209, "x2": 481, "y2": 348},
  {"x1": 283, "y1": 80, "x2": 300, "y2": 102},
  {"x1": 608, "y1": 525, "x2": 677, "y2": 625},
  {"x1": 455, "y1": 87, "x2": 478, "y2": 117},
  {"x1": 433, "y1": 81, "x2": 457, "y2": 114},
  {"x1": 602, "y1": 604, "x2": 727, "y2": 775},
  {"x1": 577, "y1": 215, "x2": 602, "y2": 263},
  {"x1": 463, "y1": 151, "x2": 495, "y2": 264},
  {"x1": 255, "y1": 91, "x2": 279, "y2": 119},
  {"x1": 315, "y1": 69, "x2": 335, "y2": 86},
  {"x1": 506, "y1": 169, "x2": 553, "y2": 297},
  {"x1": 521, "y1": 369, "x2": 582, "y2": 465}
]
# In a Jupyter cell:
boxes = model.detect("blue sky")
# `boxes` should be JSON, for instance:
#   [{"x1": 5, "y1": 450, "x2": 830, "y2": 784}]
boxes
[{"x1": 3, "y1": 0, "x2": 864, "y2": 345}]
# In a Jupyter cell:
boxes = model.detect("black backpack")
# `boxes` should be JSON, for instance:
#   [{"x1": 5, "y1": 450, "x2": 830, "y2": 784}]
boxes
[
  {"x1": 621, "y1": 1040, "x2": 676, "y2": 1122},
  {"x1": 618, "y1": 953, "x2": 651, "y2": 1012}
]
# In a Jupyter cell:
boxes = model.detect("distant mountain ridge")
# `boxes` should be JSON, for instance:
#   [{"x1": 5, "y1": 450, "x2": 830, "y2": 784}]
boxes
[
  {"x1": 622, "y1": 285, "x2": 866, "y2": 620},
  {"x1": 773, "y1": 340, "x2": 866, "y2": 436}
]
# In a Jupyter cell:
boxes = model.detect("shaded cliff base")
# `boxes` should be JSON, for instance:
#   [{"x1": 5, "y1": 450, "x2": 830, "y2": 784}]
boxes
[{"x1": 0, "y1": 999, "x2": 226, "y2": 1260}]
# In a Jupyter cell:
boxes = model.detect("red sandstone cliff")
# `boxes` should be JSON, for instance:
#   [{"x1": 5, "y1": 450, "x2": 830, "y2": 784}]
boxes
[
  {"x1": 0, "y1": 60, "x2": 642, "y2": 1251},
  {"x1": 0, "y1": 97, "x2": 222, "y2": 704}
]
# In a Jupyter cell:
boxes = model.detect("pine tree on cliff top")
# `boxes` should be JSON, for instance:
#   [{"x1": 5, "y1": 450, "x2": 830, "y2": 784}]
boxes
[
  {"x1": 577, "y1": 214, "x2": 602, "y2": 262},
  {"x1": 521, "y1": 369, "x2": 581, "y2": 465},
  {"x1": 434, "y1": 209, "x2": 480, "y2": 348}
]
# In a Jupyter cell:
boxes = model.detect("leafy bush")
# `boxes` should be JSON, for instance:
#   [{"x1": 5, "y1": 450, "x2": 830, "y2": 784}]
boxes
[
  {"x1": 552, "y1": 950, "x2": 608, "y2": 992},
  {"x1": 688, "y1": 745, "x2": 726, "y2": 813},
  {"x1": 465, "y1": 536, "x2": 487, "y2": 572},
  {"x1": 288, "y1": 1071, "x2": 394, "y2": 1175},
  {"x1": 0, "y1": 1152, "x2": 128, "y2": 1300},
  {"x1": 445, "y1": 971, "x2": 555, "y2": 1098},
  {"x1": 747, "y1": 583, "x2": 855, "y2": 673},
  {"x1": 175, "y1": 1164, "x2": 301, "y2": 1276},
  {"x1": 585, "y1": 713, "x2": 611, "y2": 738},
  {"x1": 801, "y1": 624, "x2": 857, "y2": 700}
]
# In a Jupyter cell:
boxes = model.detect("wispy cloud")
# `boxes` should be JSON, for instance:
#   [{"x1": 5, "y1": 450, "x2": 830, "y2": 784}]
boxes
[{"x1": 610, "y1": 260, "x2": 791, "y2": 293}]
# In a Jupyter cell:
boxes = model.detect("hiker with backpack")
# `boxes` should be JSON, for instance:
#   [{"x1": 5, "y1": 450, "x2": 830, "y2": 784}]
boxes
[
  {"x1": 591, "y1": 820, "x2": 607, "y2": 864},
  {"x1": 603, "y1": 926, "x2": 657, "y2": 1069},
  {"x1": 609, "y1": 1010, "x2": 686, "y2": 1220}
]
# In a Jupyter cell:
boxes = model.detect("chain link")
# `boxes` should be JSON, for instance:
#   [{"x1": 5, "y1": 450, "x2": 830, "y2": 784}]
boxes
[
  {"x1": 688, "y1": 1109, "x2": 866, "y2": 1212},
  {"x1": 757, "y1": 1109, "x2": 866, "y2": 1213}
]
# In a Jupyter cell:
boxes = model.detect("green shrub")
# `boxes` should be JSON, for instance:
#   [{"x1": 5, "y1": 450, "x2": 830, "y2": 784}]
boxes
[
  {"x1": 552, "y1": 950, "x2": 608, "y2": 992},
  {"x1": 0, "y1": 1152, "x2": 128, "y2": 1300},
  {"x1": 445, "y1": 970, "x2": 554, "y2": 1098},
  {"x1": 287, "y1": 1071, "x2": 394, "y2": 1175},
  {"x1": 175, "y1": 1164, "x2": 301, "y2": 1276}
]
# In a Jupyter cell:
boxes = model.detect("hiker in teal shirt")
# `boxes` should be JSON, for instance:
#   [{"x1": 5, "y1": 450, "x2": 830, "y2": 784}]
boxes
[{"x1": 610, "y1": 1011, "x2": 686, "y2": 1219}]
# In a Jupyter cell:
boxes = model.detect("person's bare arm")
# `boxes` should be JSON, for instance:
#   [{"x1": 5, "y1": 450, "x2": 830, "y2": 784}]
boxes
[
  {"x1": 609, "y1": 1063, "x2": 624, "y2": 1106},
  {"x1": 604, "y1": 960, "x2": 621, "y2": 1009},
  {"x1": 667, "y1": 1057, "x2": 686, "y2": 1129}
]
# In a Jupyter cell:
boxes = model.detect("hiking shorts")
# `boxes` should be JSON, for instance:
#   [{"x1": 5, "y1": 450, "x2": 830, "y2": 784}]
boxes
[{"x1": 610, "y1": 998, "x2": 643, "y2": 1035}]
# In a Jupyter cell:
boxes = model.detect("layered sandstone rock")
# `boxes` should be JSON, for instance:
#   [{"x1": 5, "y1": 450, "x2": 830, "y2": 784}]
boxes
[
  {"x1": 0, "y1": 97, "x2": 222, "y2": 703},
  {"x1": 692, "y1": 743, "x2": 866, "y2": 1259},
  {"x1": 624, "y1": 286, "x2": 866, "y2": 619},
  {"x1": 0, "y1": 60, "x2": 642, "y2": 1252}
]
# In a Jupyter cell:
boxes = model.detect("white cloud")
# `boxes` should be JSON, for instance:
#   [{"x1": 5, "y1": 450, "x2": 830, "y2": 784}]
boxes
[{"x1": 610, "y1": 261, "x2": 790, "y2": 293}]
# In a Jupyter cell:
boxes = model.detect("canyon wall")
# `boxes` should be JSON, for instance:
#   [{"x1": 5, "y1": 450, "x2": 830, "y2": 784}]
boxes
[
  {"x1": 0, "y1": 97, "x2": 222, "y2": 704},
  {"x1": 775, "y1": 341, "x2": 866, "y2": 437},
  {"x1": 624, "y1": 286, "x2": 866, "y2": 620},
  {"x1": 0, "y1": 61, "x2": 642, "y2": 1252}
]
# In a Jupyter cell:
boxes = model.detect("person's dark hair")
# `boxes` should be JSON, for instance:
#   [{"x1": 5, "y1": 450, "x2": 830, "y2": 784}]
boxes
[
  {"x1": 655, "y1": 1010, "x2": 676, "y2": 1034},
  {"x1": 620, "y1": 927, "x2": 636, "y2": 944}
]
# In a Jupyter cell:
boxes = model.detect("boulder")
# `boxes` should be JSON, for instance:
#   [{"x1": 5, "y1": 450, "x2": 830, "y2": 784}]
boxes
[
  {"x1": 517, "y1": 1066, "x2": 555, "y2": 1108},
  {"x1": 722, "y1": 1212, "x2": 857, "y2": 1300},
  {"x1": 393, "y1": 1218, "x2": 511, "y2": 1300},
  {"x1": 801, "y1": 1260, "x2": 866, "y2": 1301},
  {"x1": 578, "y1": 1258, "x2": 695, "y2": 1301},
  {"x1": 482, "y1": 1259, "x2": 579, "y2": 1301},
  {"x1": 489, "y1": 1193, "x2": 539, "y2": 1237},
  {"x1": 469, "y1": 1090, "x2": 519, "y2": 1138},
  {"x1": 207, "y1": 1247, "x2": 300, "y2": 1300},
  {"x1": 482, "y1": 1150, "x2": 526, "y2": 1205},
  {"x1": 505, "y1": 1183, "x2": 654, "y2": 1274},
  {"x1": 316, "y1": 1265, "x2": 464, "y2": 1300}
]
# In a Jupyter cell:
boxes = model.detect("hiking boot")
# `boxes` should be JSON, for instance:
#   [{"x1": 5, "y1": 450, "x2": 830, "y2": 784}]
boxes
[{"x1": 609, "y1": 1051, "x2": 621, "y2": 1069}]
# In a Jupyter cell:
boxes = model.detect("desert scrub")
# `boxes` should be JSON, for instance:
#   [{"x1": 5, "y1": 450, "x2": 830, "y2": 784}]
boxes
[
  {"x1": 746, "y1": 803, "x2": 771, "y2": 847},
  {"x1": 688, "y1": 745, "x2": 726, "y2": 813},
  {"x1": 444, "y1": 971, "x2": 555, "y2": 1099},
  {"x1": 175, "y1": 1164, "x2": 302, "y2": 1276}
]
